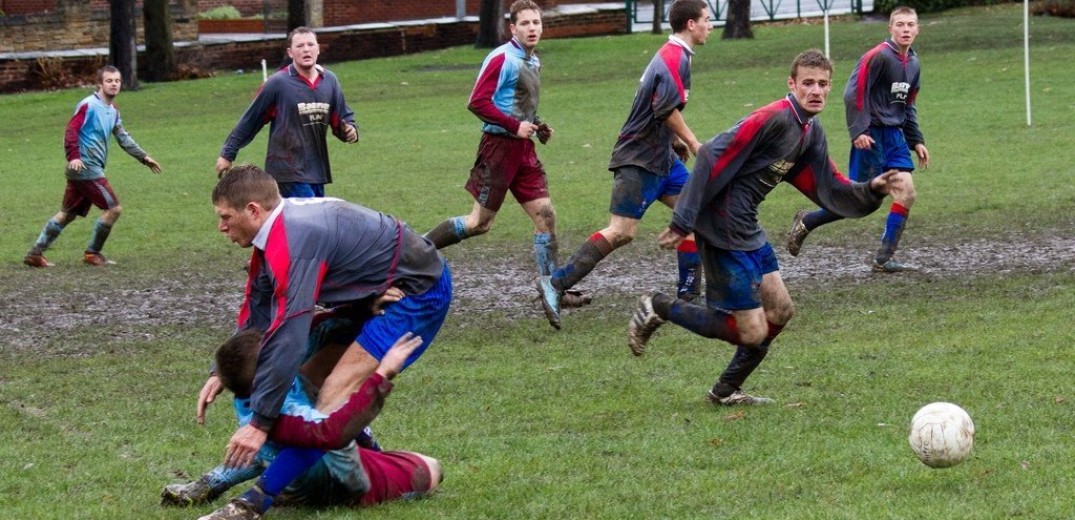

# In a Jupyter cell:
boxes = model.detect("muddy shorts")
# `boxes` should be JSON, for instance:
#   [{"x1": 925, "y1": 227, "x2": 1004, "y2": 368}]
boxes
[
  {"x1": 849, "y1": 126, "x2": 915, "y2": 181},
  {"x1": 700, "y1": 242, "x2": 779, "y2": 311},
  {"x1": 62, "y1": 178, "x2": 118, "y2": 217},
  {"x1": 608, "y1": 159, "x2": 688, "y2": 219},
  {"x1": 356, "y1": 262, "x2": 451, "y2": 371},
  {"x1": 465, "y1": 132, "x2": 549, "y2": 211}
]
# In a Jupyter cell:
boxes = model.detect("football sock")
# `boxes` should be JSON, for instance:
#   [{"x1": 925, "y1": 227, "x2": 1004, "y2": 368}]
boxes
[
  {"x1": 86, "y1": 219, "x2": 112, "y2": 253},
  {"x1": 423, "y1": 216, "x2": 469, "y2": 249},
  {"x1": 675, "y1": 239, "x2": 701, "y2": 301},
  {"x1": 533, "y1": 232, "x2": 559, "y2": 277},
  {"x1": 655, "y1": 293, "x2": 742, "y2": 345},
  {"x1": 202, "y1": 463, "x2": 264, "y2": 496},
  {"x1": 245, "y1": 446, "x2": 325, "y2": 511},
  {"x1": 802, "y1": 208, "x2": 844, "y2": 230},
  {"x1": 32, "y1": 218, "x2": 65, "y2": 253},
  {"x1": 550, "y1": 232, "x2": 613, "y2": 292},
  {"x1": 713, "y1": 320, "x2": 782, "y2": 395},
  {"x1": 876, "y1": 202, "x2": 909, "y2": 263}
]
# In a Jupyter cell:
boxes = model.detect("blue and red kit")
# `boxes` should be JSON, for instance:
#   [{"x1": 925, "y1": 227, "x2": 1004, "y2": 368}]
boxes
[{"x1": 843, "y1": 38, "x2": 924, "y2": 149}]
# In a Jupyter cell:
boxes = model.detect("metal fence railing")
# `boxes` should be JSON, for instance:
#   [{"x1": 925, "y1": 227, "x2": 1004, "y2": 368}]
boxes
[{"x1": 627, "y1": 0, "x2": 875, "y2": 30}]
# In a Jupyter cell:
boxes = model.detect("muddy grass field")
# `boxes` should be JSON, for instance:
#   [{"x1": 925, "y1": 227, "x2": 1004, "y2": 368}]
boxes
[{"x1": 3, "y1": 232, "x2": 1071, "y2": 359}]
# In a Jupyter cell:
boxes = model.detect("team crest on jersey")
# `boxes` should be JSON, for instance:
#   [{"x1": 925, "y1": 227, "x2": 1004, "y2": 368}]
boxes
[
  {"x1": 760, "y1": 160, "x2": 795, "y2": 187},
  {"x1": 890, "y1": 82, "x2": 911, "y2": 103},
  {"x1": 297, "y1": 102, "x2": 330, "y2": 124}
]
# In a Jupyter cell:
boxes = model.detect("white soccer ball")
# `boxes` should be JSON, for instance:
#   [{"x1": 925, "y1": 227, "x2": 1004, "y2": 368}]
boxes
[{"x1": 908, "y1": 402, "x2": 975, "y2": 468}]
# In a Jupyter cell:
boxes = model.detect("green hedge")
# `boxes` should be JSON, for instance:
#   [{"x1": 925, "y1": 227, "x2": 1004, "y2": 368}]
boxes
[{"x1": 874, "y1": 0, "x2": 1015, "y2": 15}]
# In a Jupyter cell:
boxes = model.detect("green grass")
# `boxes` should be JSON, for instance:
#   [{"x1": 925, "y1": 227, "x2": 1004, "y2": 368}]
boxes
[{"x1": 1, "y1": 5, "x2": 1074, "y2": 519}]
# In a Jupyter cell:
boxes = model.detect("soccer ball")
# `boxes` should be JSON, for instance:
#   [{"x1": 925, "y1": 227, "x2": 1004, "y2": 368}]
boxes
[{"x1": 908, "y1": 402, "x2": 975, "y2": 468}]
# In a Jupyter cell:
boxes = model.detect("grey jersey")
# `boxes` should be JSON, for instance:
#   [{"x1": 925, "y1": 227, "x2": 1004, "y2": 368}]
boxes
[{"x1": 843, "y1": 39, "x2": 924, "y2": 147}]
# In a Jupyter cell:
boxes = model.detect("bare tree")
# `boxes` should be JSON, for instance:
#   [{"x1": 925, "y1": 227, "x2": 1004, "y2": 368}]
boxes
[
  {"x1": 723, "y1": 0, "x2": 754, "y2": 39},
  {"x1": 288, "y1": 0, "x2": 306, "y2": 33},
  {"x1": 476, "y1": 0, "x2": 504, "y2": 48},
  {"x1": 109, "y1": 0, "x2": 139, "y2": 89},
  {"x1": 651, "y1": 0, "x2": 663, "y2": 35},
  {"x1": 143, "y1": 0, "x2": 176, "y2": 81}
]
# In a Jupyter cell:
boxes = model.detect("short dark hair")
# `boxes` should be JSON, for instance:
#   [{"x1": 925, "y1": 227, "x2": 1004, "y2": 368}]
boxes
[
  {"x1": 287, "y1": 26, "x2": 317, "y2": 47},
  {"x1": 509, "y1": 0, "x2": 541, "y2": 23},
  {"x1": 790, "y1": 49, "x2": 834, "y2": 79},
  {"x1": 669, "y1": 0, "x2": 707, "y2": 33},
  {"x1": 211, "y1": 164, "x2": 281, "y2": 212},
  {"x1": 96, "y1": 65, "x2": 120, "y2": 84},
  {"x1": 889, "y1": 5, "x2": 917, "y2": 23},
  {"x1": 215, "y1": 329, "x2": 263, "y2": 398}
]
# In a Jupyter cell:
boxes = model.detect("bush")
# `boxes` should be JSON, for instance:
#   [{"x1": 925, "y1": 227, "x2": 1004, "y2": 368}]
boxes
[
  {"x1": 198, "y1": 5, "x2": 242, "y2": 20},
  {"x1": 1032, "y1": 0, "x2": 1075, "y2": 16},
  {"x1": 874, "y1": 0, "x2": 1016, "y2": 15}
]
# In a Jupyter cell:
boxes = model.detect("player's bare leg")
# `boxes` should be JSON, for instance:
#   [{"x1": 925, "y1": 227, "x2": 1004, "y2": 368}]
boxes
[
  {"x1": 424, "y1": 202, "x2": 497, "y2": 249},
  {"x1": 315, "y1": 342, "x2": 380, "y2": 413}
]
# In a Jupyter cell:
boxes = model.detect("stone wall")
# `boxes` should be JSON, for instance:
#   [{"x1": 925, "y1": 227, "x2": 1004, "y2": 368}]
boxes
[
  {"x1": 0, "y1": 0, "x2": 198, "y2": 53},
  {"x1": 0, "y1": 4, "x2": 626, "y2": 93}
]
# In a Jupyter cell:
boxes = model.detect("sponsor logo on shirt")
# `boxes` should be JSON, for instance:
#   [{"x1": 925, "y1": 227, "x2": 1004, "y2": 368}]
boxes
[
  {"x1": 297, "y1": 102, "x2": 330, "y2": 125},
  {"x1": 890, "y1": 82, "x2": 911, "y2": 104},
  {"x1": 761, "y1": 159, "x2": 795, "y2": 187}
]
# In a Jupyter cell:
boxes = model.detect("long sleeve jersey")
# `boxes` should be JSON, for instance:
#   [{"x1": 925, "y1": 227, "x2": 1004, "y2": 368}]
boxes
[
  {"x1": 843, "y1": 39, "x2": 924, "y2": 148},
  {"x1": 468, "y1": 37, "x2": 542, "y2": 136},
  {"x1": 671, "y1": 94, "x2": 885, "y2": 251},
  {"x1": 238, "y1": 197, "x2": 443, "y2": 427},
  {"x1": 220, "y1": 64, "x2": 357, "y2": 185},
  {"x1": 608, "y1": 36, "x2": 694, "y2": 176},
  {"x1": 63, "y1": 92, "x2": 148, "y2": 180}
]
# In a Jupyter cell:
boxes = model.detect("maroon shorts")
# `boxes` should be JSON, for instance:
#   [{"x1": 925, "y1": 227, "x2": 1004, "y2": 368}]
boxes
[
  {"x1": 356, "y1": 449, "x2": 435, "y2": 506},
  {"x1": 62, "y1": 178, "x2": 119, "y2": 217},
  {"x1": 465, "y1": 132, "x2": 549, "y2": 212}
]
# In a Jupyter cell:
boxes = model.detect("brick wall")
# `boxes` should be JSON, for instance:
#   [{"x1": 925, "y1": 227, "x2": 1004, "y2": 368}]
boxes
[
  {"x1": 0, "y1": 4, "x2": 626, "y2": 93},
  {"x1": 0, "y1": 1, "x2": 198, "y2": 53}
]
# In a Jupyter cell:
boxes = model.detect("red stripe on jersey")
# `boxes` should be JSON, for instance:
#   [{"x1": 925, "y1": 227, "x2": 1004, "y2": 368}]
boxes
[
  {"x1": 658, "y1": 43, "x2": 687, "y2": 105},
  {"x1": 65, "y1": 103, "x2": 89, "y2": 161},
  {"x1": 854, "y1": 43, "x2": 887, "y2": 110},
  {"x1": 709, "y1": 99, "x2": 785, "y2": 180}
]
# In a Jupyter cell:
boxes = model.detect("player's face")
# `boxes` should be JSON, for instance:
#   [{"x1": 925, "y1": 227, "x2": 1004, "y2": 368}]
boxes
[
  {"x1": 511, "y1": 9, "x2": 543, "y2": 51},
  {"x1": 687, "y1": 9, "x2": 713, "y2": 46},
  {"x1": 888, "y1": 13, "x2": 919, "y2": 51},
  {"x1": 287, "y1": 32, "x2": 321, "y2": 71},
  {"x1": 215, "y1": 203, "x2": 260, "y2": 248},
  {"x1": 788, "y1": 66, "x2": 832, "y2": 116},
  {"x1": 98, "y1": 71, "x2": 122, "y2": 101}
]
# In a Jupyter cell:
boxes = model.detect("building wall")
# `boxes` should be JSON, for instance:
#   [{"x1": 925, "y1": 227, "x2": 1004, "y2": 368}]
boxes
[
  {"x1": 0, "y1": 0, "x2": 198, "y2": 53},
  {"x1": 0, "y1": 4, "x2": 626, "y2": 93}
]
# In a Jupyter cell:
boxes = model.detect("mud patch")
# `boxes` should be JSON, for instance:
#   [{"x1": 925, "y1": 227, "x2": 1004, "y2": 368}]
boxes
[{"x1": 1, "y1": 236, "x2": 1071, "y2": 358}]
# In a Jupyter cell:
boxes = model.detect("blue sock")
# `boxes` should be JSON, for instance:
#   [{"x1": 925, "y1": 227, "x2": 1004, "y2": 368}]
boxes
[
  {"x1": 32, "y1": 219, "x2": 65, "y2": 253},
  {"x1": 533, "y1": 232, "x2": 558, "y2": 277},
  {"x1": 878, "y1": 203, "x2": 909, "y2": 262},
  {"x1": 803, "y1": 208, "x2": 843, "y2": 230},
  {"x1": 245, "y1": 446, "x2": 324, "y2": 512},
  {"x1": 675, "y1": 240, "x2": 700, "y2": 300}
]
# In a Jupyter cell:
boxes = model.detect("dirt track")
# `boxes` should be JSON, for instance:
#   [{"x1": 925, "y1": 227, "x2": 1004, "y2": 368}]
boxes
[{"x1": 1, "y1": 235, "x2": 1072, "y2": 357}]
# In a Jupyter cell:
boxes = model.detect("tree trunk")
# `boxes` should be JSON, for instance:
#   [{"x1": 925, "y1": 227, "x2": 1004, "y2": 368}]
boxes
[
  {"x1": 109, "y1": 0, "x2": 140, "y2": 89},
  {"x1": 288, "y1": 0, "x2": 306, "y2": 33},
  {"x1": 651, "y1": 0, "x2": 663, "y2": 35},
  {"x1": 143, "y1": 0, "x2": 175, "y2": 82},
  {"x1": 722, "y1": 0, "x2": 754, "y2": 39},
  {"x1": 475, "y1": 0, "x2": 504, "y2": 48}
]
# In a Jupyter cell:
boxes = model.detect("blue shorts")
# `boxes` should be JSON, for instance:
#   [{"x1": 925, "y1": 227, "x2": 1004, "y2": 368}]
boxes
[
  {"x1": 701, "y1": 242, "x2": 779, "y2": 311},
  {"x1": 356, "y1": 263, "x2": 452, "y2": 371},
  {"x1": 849, "y1": 126, "x2": 915, "y2": 182},
  {"x1": 278, "y1": 182, "x2": 326, "y2": 198},
  {"x1": 608, "y1": 160, "x2": 689, "y2": 219}
]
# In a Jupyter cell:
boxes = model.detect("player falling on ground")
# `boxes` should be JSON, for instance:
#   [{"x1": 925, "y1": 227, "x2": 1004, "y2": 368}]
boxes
[
  {"x1": 23, "y1": 65, "x2": 162, "y2": 268},
  {"x1": 786, "y1": 6, "x2": 929, "y2": 272},
  {"x1": 174, "y1": 329, "x2": 440, "y2": 520},
  {"x1": 628, "y1": 49, "x2": 907, "y2": 405},
  {"x1": 536, "y1": 0, "x2": 712, "y2": 329}
]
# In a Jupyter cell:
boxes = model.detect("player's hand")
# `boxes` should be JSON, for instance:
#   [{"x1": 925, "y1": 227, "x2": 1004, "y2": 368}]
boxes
[
  {"x1": 371, "y1": 287, "x2": 405, "y2": 315},
  {"x1": 344, "y1": 124, "x2": 359, "y2": 143},
  {"x1": 68, "y1": 159, "x2": 84, "y2": 172},
  {"x1": 868, "y1": 170, "x2": 902, "y2": 196},
  {"x1": 225, "y1": 424, "x2": 268, "y2": 468},
  {"x1": 914, "y1": 144, "x2": 930, "y2": 169},
  {"x1": 375, "y1": 332, "x2": 424, "y2": 380},
  {"x1": 215, "y1": 157, "x2": 232, "y2": 178},
  {"x1": 672, "y1": 139, "x2": 690, "y2": 162},
  {"x1": 852, "y1": 134, "x2": 875, "y2": 150},
  {"x1": 657, "y1": 227, "x2": 685, "y2": 250},
  {"x1": 143, "y1": 156, "x2": 162, "y2": 174},
  {"x1": 196, "y1": 375, "x2": 224, "y2": 425},
  {"x1": 536, "y1": 123, "x2": 553, "y2": 145},
  {"x1": 516, "y1": 121, "x2": 539, "y2": 140}
]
